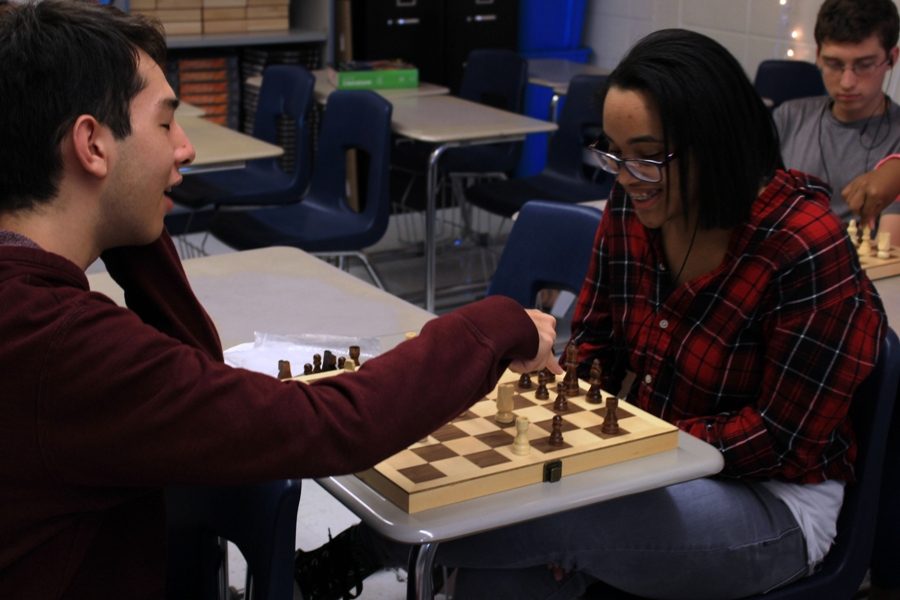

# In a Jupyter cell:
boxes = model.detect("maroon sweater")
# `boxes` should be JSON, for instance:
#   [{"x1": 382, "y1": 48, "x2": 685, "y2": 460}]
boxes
[{"x1": 0, "y1": 233, "x2": 537, "y2": 599}]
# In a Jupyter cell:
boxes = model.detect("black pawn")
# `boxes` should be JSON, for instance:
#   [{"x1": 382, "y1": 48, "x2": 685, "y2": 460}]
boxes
[
  {"x1": 518, "y1": 372, "x2": 533, "y2": 389},
  {"x1": 535, "y1": 372, "x2": 550, "y2": 400},
  {"x1": 548, "y1": 415, "x2": 564, "y2": 446},
  {"x1": 553, "y1": 391, "x2": 569, "y2": 412}
]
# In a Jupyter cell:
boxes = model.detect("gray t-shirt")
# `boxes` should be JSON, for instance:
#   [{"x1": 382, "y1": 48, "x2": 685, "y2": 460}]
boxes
[{"x1": 773, "y1": 95, "x2": 900, "y2": 220}]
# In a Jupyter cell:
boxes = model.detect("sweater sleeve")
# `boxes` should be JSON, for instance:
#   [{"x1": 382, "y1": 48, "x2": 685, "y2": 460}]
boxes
[
  {"x1": 99, "y1": 231, "x2": 223, "y2": 360},
  {"x1": 38, "y1": 292, "x2": 539, "y2": 485}
]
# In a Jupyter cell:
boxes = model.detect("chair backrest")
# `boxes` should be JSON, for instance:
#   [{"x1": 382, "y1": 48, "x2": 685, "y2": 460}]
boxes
[
  {"x1": 458, "y1": 48, "x2": 528, "y2": 114},
  {"x1": 165, "y1": 479, "x2": 303, "y2": 600},
  {"x1": 745, "y1": 327, "x2": 900, "y2": 600},
  {"x1": 252, "y1": 64, "x2": 316, "y2": 185},
  {"x1": 305, "y1": 90, "x2": 394, "y2": 248},
  {"x1": 545, "y1": 74, "x2": 607, "y2": 180},
  {"x1": 487, "y1": 200, "x2": 602, "y2": 307},
  {"x1": 753, "y1": 59, "x2": 826, "y2": 109}
]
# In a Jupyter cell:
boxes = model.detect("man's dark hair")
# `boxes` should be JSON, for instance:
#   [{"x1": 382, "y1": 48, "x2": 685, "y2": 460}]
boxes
[
  {"x1": 601, "y1": 28, "x2": 782, "y2": 230},
  {"x1": 815, "y1": 0, "x2": 900, "y2": 54},
  {"x1": 0, "y1": 0, "x2": 167, "y2": 211}
]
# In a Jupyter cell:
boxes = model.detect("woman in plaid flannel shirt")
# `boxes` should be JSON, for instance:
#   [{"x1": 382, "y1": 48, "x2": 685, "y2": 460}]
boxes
[{"x1": 297, "y1": 29, "x2": 887, "y2": 600}]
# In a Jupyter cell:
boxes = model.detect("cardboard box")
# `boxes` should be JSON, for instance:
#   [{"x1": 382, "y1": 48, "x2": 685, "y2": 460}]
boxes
[
  {"x1": 204, "y1": 7, "x2": 247, "y2": 20},
  {"x1": 246, "y1": 17, "x2": 289, "y2": 31},
  {"x1": 161, "y1": 21, "x2": 203, "y2": 36},
  {"x1": 327, "y1": 61, "x2": 419, "y2": 90},
  {"x1": 203, "y1": 19, "x2": 248, "y2": 34},
  {"x1": 157, "y1": 0, "x2": 201, "y2": 7},
  {"x1": 247, "y1": 5, "x2": 288, "y2": 18},
  {"x1": 202, "y1": 0, "x2": 247, "y2": 7}
]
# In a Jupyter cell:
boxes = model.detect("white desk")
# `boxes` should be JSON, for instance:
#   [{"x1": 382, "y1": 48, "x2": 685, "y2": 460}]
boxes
[
  {"x1": 176, "y1": 101, "x2": 206, "y2": 118},
  {"x1": 178, "y1": 116, "x2": 283, "y2": 176},
  {"x1": 245, "y1": 71, "x2": 450, "y2": 104},
  {"x1": 87, "y1": 246, "x2": 432, "y2": 350},
  {"x1": 389, "y1": 95, "x2": 558, "y2": 312},
  {"x1": 874, "y1": 277, "x2": 900, "y2": 326},
  {"x1": 528, "y1": 59, "x2": 609, "y2": 121}
]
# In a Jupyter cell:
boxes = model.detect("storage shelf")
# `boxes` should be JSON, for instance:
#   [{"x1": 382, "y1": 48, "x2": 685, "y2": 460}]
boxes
[{"x1": 166, "y1": 28, "x2": 326, "y2": 50}]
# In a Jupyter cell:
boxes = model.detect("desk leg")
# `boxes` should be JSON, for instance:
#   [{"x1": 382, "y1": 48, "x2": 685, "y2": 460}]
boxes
[
  {"x1": 425, "y1": 145, "x2": 451, "y2": 313},
  {"x1": 550, "y1": 93, "x2": 561, "y2": 123},
  {"x1": 407, "y1": 542, "x2": 440, "y2": 600}
]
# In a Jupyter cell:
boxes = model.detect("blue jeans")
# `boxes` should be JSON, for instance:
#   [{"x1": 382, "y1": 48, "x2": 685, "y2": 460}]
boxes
[{"x1": 359, "y1": 478, "x2": 808, "y2": 600}]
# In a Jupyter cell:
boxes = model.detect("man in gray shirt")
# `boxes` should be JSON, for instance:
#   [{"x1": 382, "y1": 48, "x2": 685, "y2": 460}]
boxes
[{"x1": 774, "y1": 0, "x2": 900, "y2": 233}]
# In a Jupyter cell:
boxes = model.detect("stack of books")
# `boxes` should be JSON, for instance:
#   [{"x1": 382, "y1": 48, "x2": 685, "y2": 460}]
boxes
[{"x1": 177, "y1": 56, "x2": 240, "y2": 128}]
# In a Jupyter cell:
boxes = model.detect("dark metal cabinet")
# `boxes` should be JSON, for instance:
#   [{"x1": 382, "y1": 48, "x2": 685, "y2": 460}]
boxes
[{"x1": 349, "y1": 0, "x2": 517, "y2": 91}]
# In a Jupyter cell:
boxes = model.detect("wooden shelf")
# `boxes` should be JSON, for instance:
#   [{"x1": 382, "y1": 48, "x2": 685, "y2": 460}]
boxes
[{"x1": 166, "y1": 28, "x2": 325, "y2": 49}]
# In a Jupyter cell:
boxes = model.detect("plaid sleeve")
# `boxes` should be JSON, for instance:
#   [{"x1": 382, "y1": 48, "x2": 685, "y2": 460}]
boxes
[{"x1": 678, "y1": 212, "x2": 885, "y2": 481}]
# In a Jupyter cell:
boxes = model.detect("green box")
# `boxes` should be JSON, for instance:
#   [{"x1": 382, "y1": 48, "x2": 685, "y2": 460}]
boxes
[{"x1": 327, "y1": 62, "x2": 419, "y2": 90}]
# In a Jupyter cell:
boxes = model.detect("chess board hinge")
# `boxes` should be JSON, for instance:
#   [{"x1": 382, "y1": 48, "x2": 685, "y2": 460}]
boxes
[{"x1": 543, "y1": 460, "x2": 563, "y2": 483}]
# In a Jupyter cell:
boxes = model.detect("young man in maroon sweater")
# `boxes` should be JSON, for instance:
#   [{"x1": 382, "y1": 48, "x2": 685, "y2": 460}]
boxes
[{"x1": 0, "y1": 2, "x2": 561, "y2": 598}]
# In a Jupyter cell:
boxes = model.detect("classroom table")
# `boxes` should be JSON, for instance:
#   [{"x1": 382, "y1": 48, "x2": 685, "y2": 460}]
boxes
[
  {"x1": 527, "y1": 58, "x2": 609, "y2": 121},
  {"x1": 177, "y1": 115, "x2": 283, "y2": 175},
  {"x1": 245, "y1": 71, "x2": 450, "y2": 104},
  {"x1": 388, "y1": 94, "x2": 558, "y2": 312},
  {"x1": 875, "y1": 276, "x2": 900, "y2": 325},
  {"x1": 176, "y1": 101, "x2": 206, "y2": 118}
]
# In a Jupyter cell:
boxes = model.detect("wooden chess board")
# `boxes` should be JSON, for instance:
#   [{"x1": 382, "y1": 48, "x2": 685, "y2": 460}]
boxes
[
  {"x1": 856, "y1": 245, "x2": 900, "y2": 281},
  {"x1": 296, "y1": 368, "x2": 678, "y2": 513}
]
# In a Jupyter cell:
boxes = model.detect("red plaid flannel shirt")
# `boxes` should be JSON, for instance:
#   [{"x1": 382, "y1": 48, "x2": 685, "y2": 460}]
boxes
[{"x1": 570, "y1": 169, "x2": 885, "y2": 483}]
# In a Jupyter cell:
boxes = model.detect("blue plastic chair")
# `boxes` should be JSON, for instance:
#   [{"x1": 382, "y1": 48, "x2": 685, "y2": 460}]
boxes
[
  {"x1": 584, "y1": 327, "x2": 900, "y2": 600},
  {"x1": 487, "y1": 200, "x2": 601, "y2": 307},
  {"x1": 167, "y1": 65, "x2": 316, "y2": 230},
  {"x1": 165, "y1": 479, "x2": 303, "y2": 600},
  {"x1": 208, "y1": 90, "x2": 394, "y2": 288},
  {"x1": 753, "y1": 59, "x2": 826, "y2": 110},
  {"x1": 466, "y1": 75, "x2": 613, "y2": 218}
]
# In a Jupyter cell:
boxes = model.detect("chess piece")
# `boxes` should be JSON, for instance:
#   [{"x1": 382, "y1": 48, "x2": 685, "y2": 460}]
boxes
[
  {"x1": 848, "y1": 219, "x2": 858, "y2": 247},
  {"x1": 277, "y1": 360, "x2": 292, "y2": 380},
  {"x1": 878, "y1": 231, "x2": 892, "y2": 259},
  {"x1": 860, "y1": 225, "x2": 874, "y2": 257},
  {"x1": 348, "y1": 345, "x2": 361, "y2": 366},
  {"x1": 303, "y1": 363, "x2": 313, "y2": 375},
  {"x1": 563, "y1": 344, "x2": 580, "y2": 397},
  {"x1": 553, "y1": 390, "x2": 569, "y2": 412},
  {"x1": 548, "y1": 414, "x2": 565, "y2": 446},
  {"x1": 517, "y1": 372, "x2": 533, "y2": 389},
  {"x1": 338, "y1": 356, "x2": 346, "y2": 369},
  {"x1": 495, "y1": 384, "x2": 515, "y2": 425},
  {"x1": 540, "y1": 367, "x2": 557, "y2": 383},
  {"x1": 535, "y1": 370, "x2": 550, "y2": 400},
  {"x1": 323, "y1": 350, "x2": 337, "y2": 371},
  {"x1": 343, "y1": 358, "x2": 357, "y2": 372},
  {"x1": 312, "y1": 353, "x2": 322, "y2": 373},
  {"x1": 586, "y1": 359, "x2": 603, "y2": 404},
  {"x1": 601, "y1": 396, "x2": 621, "y2": 435},
  {"x1": 511, "y1": 416, "x2": 531, "y2": 456}
]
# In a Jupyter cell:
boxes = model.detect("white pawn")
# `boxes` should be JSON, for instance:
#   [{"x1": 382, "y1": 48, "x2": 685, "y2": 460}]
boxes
[
  {"x1": 495, "y1": 383, "x2": 515, "y2": 425},
  {"x1": 343, "y1": 358, "x2": 356, "y2": 372},
  {"x1": 860, "y1": 224, "x2": 874, "y2": 256},
  {"x1": 848, "y1": 219, "x2": 859, "y2": 247},
  {"x1": 878, "y1": 231, "x2": 892, "y2": 259},
  {"x1": 512, "y1": 416, "x2": 531, "y2": 456}
]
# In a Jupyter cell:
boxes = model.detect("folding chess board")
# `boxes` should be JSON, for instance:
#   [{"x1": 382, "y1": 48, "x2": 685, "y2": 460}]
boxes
[
  {"x1": 297, "y1": 368, "x2": 678, "y2": 513},
  {"x1": 857, "y1": 246, "x2": 900, "y2": 280}
]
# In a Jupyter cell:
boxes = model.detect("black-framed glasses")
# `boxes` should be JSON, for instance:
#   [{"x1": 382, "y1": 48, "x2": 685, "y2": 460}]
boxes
[
  {"x1": 820, "y1": 56, "x2": 891, "y2": 78},
  {"x1": 588, "y1": 140, "x2": 677, "y2": 183}
]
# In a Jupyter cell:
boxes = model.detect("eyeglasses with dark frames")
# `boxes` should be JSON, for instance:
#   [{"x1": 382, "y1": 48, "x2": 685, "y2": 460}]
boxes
[{"x1": 587, "y1": 140, "x2": 677, "y2": 183}]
